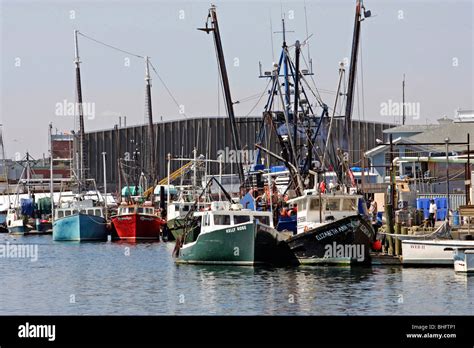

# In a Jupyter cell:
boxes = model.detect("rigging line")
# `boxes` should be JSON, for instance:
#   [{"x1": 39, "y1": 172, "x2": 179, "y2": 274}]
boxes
[
  {"x1": 299, "y1": 53, "x2": 324, "y2": 107},
  {"x1": 299, "y1": 53, "x2": 321, "y2": 98},
  {"x1": 77, "y1": 31, "x2": 144, "y2": 59},
  {"x1": 245, "y1": 78, "x2": 272, "y2": 117},
  {"x1": 148, "y1": 60, "x2": 188, "y2": 119}
]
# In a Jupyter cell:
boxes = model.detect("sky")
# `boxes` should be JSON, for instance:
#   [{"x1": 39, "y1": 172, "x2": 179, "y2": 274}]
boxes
[{"x1": 1, "y1": 0, "x2": 473, "y2": 159}]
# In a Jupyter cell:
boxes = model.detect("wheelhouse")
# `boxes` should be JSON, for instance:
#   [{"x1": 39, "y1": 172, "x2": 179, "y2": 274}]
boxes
[
  {"x1": 288, "y1": 192, "x2": 361, "y2": 234},
  {"x1": 117, "y1": 206, "x2": 155, "y2": 216},
  {"x1": 55, "y1": 207, "x2": 104, "y2": 220}
]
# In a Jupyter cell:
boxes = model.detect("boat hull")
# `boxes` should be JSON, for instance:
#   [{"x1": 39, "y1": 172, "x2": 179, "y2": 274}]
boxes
[
  {"x1": 285, "y1": 215, "x2": 375, "y2": 265},
  {"x1": 111, "y1": 213, "x2": 163, "y2": 240},
  {"x1": 53, "y1": 213, "x2": 108, "y2": 241},
  {"x1": 8, "y1": 225, "x2": 29, "y2": 234},
  {"x1": 402, "y1": 239, "x2": 474, "y2": 266}
]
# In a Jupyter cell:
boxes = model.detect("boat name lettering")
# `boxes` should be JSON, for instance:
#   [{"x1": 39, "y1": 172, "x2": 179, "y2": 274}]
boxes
[
  {"x1": 315, "y1": 223, "x2": 350, "y2": 241},
  {"x1": 410, "y1": 245, "x2": 425, "y2": 249},
  {"x1": 226, "y1": 226, "x2": 246, "y2": 233}
]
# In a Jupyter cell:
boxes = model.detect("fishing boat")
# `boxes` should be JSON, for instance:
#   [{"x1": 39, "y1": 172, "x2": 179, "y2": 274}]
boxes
[
  {"x1": 284, "y1": 190, "x2": 375, "y2": 265},
  {"x1": 450, "y1": 247, "x2": 474, "y2": 273},
  {"x1": 174, "y1": 201, "x2": 296, "y2": 266},
  {"x1": 6, "y1": 206, "x2": 31, "y2": 234},
  {"x1": 402, "y1": 238, "x2": 474, "y2": 266},
  {"x1": 111, "y1": 202, "x2": 165, "y2": 240},
  {"x1": 53, "y1": 198, "x2": 107, "y2": 241}
]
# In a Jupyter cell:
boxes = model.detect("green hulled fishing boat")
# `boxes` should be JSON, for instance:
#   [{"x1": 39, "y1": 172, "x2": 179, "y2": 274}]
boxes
[{"x1": 174, "y1": 201, "x2": 296, "y2": 266}]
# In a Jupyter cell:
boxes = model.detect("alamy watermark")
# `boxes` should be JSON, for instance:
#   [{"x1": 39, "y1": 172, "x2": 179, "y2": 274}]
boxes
[
  {"x1": 380, "y1": 99, "x2": 420, "y2": 120},
  {"x1": 55, "y1": 99, "x2": 96, "y2": 120},
  {"x1": 0, "y1": 242, "x2": 38, "y2": 262},
  {"x1": 324, "y1": 242, "x2": 365, "y2": 262},
  {"x1": 217, "y1": 147, "x2": 257, "y2": 164}
]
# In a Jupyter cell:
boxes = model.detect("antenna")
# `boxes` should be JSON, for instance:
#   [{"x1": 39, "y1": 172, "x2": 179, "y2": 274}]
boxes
[
  {"x1": 402, "y1": 73, "x2": 406, "y2": 125},
  {"x1": 304, "y1": 0, "x2": 312, "y2": 73}
]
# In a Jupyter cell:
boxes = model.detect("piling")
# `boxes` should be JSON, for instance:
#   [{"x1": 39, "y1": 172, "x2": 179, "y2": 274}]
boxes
[
  {"x1": 385, "y1": 203, "x2": 394, "y2": 255},
  {"x1": 394, "y1": 222, "x2": 401, "y2": 256},
  {"x1": 401, "y1": 226, "x2": 408, "y2": 254}
]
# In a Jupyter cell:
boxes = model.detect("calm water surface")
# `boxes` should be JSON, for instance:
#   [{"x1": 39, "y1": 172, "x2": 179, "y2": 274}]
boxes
[{"x1": 0, "y1": 233, "x2": 473, "y2": 315}]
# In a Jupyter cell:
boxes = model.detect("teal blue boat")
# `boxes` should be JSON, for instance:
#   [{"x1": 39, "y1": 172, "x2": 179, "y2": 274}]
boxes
[{"x1": 53, "y1": 204, "x2": 107, "y2": 241}]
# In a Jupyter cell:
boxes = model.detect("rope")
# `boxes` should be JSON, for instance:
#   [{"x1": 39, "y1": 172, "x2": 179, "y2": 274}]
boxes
[
  {"x1": 244, "y1": 79, "x2": 272, "y2": 117},
  {"x1": 77, "y1": 31, "x2": 144, "y2": 58},
  {"x1": 148, "y1": 60, "x2": 188, "y2": 119}
]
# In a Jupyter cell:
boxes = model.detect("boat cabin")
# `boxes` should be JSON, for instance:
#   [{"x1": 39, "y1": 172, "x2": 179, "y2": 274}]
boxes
[
  {"x1": 117, "y1": 206, "x2": 155, "y2": 216},
  {"x1": 55, "y1": 207, "x2": 104, "y2": 220},
  {"x1": 193, "y1": 202, "x2": 274, "y2": 234},
  {"x1": 288, "y1": 192, "x2": 361, "y2": 234}
]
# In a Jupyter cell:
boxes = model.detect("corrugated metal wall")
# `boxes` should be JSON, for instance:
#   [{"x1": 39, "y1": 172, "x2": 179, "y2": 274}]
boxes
[{"x1": 85, "y1": 116, "x2": 394, "y2": 190}]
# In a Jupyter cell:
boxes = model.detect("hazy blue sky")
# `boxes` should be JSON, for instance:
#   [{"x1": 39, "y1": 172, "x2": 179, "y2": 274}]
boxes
[{"x1": 1, "y1": 0, "x2": 473, "y2": 159}]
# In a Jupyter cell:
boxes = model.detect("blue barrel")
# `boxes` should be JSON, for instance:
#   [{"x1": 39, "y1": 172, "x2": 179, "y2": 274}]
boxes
[
  {"x1": 453, "y1": 210, "x2": 460, "y2": 226},
  {"x1": 435, "y1": 197, "x2": 447, "y2": 209},
  {"x1": 436, "y1": 208, "x2": 447, "y2": 221},
  {"x1": 416, "y1": 198, "x2": 430, "y2": 219}
]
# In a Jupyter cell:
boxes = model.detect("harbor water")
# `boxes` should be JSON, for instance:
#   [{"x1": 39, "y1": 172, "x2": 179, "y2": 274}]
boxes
[{"x1": 1, "y1": 233, "x2": 473, "y2": 316}]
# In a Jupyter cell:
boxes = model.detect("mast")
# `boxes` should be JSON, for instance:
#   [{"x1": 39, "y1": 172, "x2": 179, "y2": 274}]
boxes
[
  {"x1": 343, "y1": 0, "x2": 363, "y2": 164},
  {"x1": 198, "y1": 5, "x2": 245, "y2": 188},
  {"x1": 0, "y1": 125, "x2": 10, "y2": 204},
  {"x1": 145, "y1": 56, "x2": 156, "y2": 184},
  {"x1": 293, "y1": 40, "x2": 301, "y2": 164},
  {"x1": 49, "y1": 123, "x2": 54, "y2": 220},
  {"x1": 74, "y1": 30, "x2": 86, "y2": 185}
]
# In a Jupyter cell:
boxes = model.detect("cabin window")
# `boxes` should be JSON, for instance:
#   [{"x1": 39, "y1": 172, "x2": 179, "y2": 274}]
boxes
[
  {"x1": 234, "y1": 215, "x2": 250, "y2": 224},
  {"x1": 58, "y1": 211, "x2": 64, "y2": 218},
  {"x1": 326, "y1": 199, "x2": 340, "y2": 211},
  {"x1": 65, "y1": 210, "x2": 71, "y2": 217},
  {"x1": 94, "y1": 209, "x2": 102, "y2": 217},
  {"x1": 80, "y1": 209, "x2": 86, "y2": 214},
  {"x1": 183, "y1": 206, "x2": 189, "y2": 212},
  {"x1": 87, "y1": 209, "x2": 94, "y2": 215},
  {"x1": 342, "y1": 198, "x2": 357, "y2": 211},
  {"x1": 309, "y1": 199, "x2": 320, "y2": 210},
  {"x1": 137, "y1": 208, "x2": 144, "y2": 214},
  {"x1": 255, "y1": 216, "x2": 270, "y2": 225},
  {"x1": 214, "y1": 215, "x2": 231, "y2": 225},
  {"x1": 203, "y1": 214, "x2": 210, "y2": 226}
]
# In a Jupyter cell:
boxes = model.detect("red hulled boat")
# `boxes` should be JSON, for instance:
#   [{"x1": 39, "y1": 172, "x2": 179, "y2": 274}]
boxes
[{"x1": 111, "y1": 203, "x2": 165, "y2": 240}]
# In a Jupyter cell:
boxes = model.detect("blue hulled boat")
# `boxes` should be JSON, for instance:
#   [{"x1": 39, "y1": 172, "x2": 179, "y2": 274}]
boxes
[{"x1": 53, "y1": 203, "x2": 107, "y2": 241}]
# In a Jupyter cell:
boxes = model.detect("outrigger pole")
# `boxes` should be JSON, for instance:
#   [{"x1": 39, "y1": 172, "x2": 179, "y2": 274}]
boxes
[{"x1": 198, "y1": 5, "x2": 246, "y2": 190}]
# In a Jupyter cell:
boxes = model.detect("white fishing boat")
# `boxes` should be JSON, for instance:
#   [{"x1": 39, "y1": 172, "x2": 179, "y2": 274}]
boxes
[
  {"x1": 442, "y1": 247, "x2": 474, "y2": 273},
  {"x1": 402, "y1": 238, "x2": 474, "y2": 265}
]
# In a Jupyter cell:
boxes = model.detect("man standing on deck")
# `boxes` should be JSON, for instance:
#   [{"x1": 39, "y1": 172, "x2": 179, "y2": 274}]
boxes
[{"x1": 428, "y1": 199, "x2": 437, "y2": 228}]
